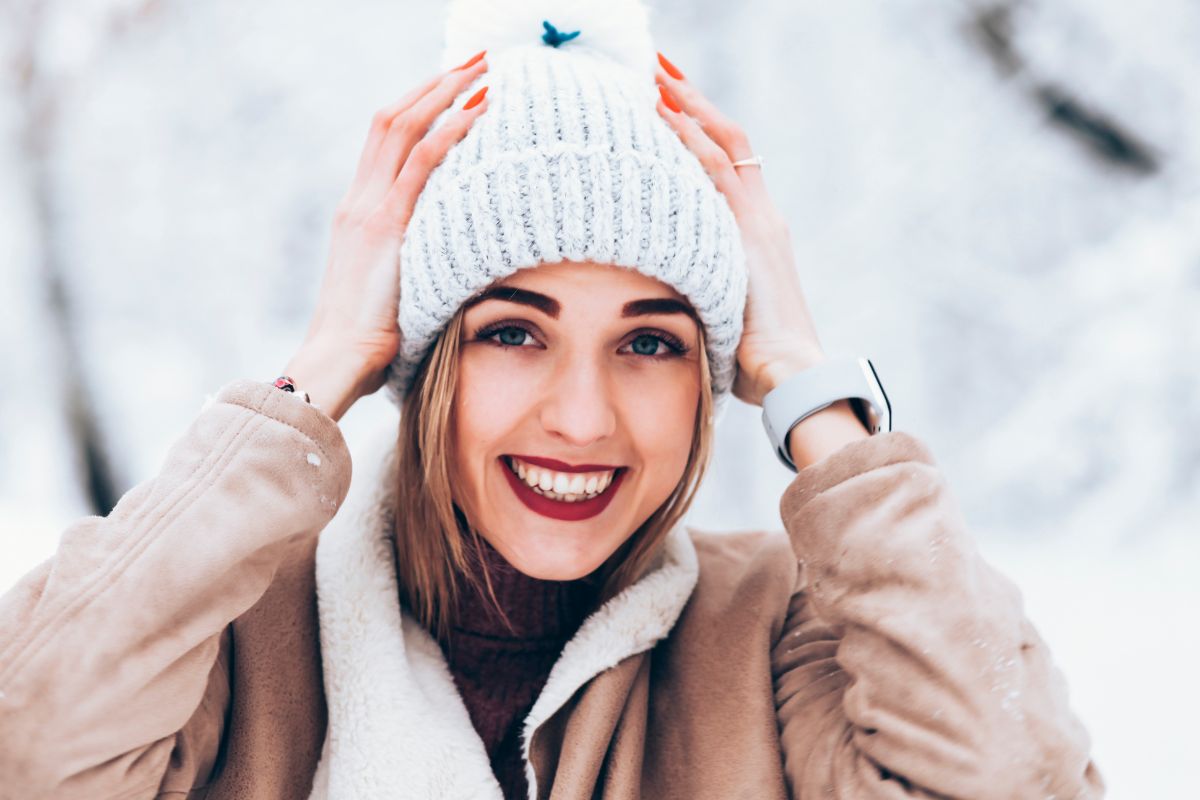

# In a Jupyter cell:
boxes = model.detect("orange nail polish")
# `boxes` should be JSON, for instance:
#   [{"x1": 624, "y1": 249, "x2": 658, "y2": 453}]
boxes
[
  {"x1": 658, "y1": 84, "x2": 681, "y2": 113},
  {"x1": 463, "y1": 85, "x2": 488, "y2": 110},
  {"x1": 453, "y1": 50, "x2": 487, "y2": 71},
  {"x1": 657, "y1": 52, "x2": 685, "y2": 80}
]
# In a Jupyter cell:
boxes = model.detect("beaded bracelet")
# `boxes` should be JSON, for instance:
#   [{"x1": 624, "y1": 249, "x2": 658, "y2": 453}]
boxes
[{"x1": 273, "y1": 375, "x2": 311, "y2": 404}]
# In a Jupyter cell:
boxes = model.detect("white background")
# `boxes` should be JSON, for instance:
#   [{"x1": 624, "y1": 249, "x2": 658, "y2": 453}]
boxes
[{"x1": 2, "y1": 1, "x2": 1196, "y2": 796}]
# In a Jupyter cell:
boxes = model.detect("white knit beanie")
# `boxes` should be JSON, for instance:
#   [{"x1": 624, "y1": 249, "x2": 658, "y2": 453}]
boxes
[{"x1": 387, "y1": 0, "x2": 748, "y2": 416}]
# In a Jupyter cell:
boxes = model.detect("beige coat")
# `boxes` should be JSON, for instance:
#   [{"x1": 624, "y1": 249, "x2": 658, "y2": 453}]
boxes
[{"x1": 0, "y1": 379, "x2": 1104, "y2": 799}]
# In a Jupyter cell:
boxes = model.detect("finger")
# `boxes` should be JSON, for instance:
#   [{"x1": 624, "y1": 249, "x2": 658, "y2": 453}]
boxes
[
  {"x1": 654, "y1": 66, "x2": 769, "y2": 199},
  {"x1": 353, "y1": 53, "x2": 487, "y2": 188},
  {"x1": 655, "y1": 92, "x2": 751, "y2": 219},
  {"x1": 343, "y1": 72, "x2": 447, "y2": 199},
  {"x1": 376, "y1": 91, "x2": 490, "y2": 233},
  {"x1": 355, "y1": 57, "x2": 489, "y2": 212}
]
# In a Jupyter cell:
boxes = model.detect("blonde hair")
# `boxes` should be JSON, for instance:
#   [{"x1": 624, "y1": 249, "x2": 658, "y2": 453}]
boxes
[{"x1": 392, "y1": 304, "x2": 715, "y2": 642}]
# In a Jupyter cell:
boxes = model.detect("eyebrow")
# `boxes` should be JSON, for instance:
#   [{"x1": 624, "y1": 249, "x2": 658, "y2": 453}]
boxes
[
  {"x1": 623, "y1": 297, "x2": 700, "y2": 325},
  {"x1": 463, "y1": 286, "x2": 700, "y2": 325},
  {"x1": 464, "y1": 286, "x2": 559, "y2": 317}
]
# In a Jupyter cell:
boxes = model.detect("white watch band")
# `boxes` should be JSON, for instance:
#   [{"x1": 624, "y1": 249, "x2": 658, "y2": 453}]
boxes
[{"x1": 761, "y1": 356, "x2": 891, "y2": 471}]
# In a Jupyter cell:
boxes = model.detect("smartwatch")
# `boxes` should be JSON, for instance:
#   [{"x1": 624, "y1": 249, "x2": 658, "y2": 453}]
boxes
[{"x1": 761, "y1": 356, "x2": 891, "y2": 471}]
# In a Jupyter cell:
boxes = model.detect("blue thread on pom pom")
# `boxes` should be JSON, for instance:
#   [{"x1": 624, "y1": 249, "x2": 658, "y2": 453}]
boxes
[{"x1": 542, "y1": 20, "x2": 580, "y2": 47}]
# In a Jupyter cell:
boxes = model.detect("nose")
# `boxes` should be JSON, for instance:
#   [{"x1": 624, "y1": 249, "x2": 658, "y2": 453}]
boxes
[{"x1": 538, "y1": 354, "x2": 618, "y2": 449}]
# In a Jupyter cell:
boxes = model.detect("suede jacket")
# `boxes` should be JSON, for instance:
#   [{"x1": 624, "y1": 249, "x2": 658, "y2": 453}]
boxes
[{"x1": 0, "y1": 379, "x2": 1104, "y2": 799}]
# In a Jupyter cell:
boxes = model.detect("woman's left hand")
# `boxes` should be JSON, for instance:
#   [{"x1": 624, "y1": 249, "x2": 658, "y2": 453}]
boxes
[{"x1": 654, "y1": 54, "x2": 828, "y2": 408}]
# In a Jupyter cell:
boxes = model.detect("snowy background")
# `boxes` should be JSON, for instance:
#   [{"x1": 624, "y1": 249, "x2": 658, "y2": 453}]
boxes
[{"x1": 2, "y1": 0, "x2": 1196, "y2": 795}]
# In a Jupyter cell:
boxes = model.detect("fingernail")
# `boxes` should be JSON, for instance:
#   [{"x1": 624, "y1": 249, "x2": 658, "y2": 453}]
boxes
[
  {"x1": 657, "y1": 51, "x2": 685, "y2": 80},
  {"x1": 453, "y1": 50, "x2": 487, "y2": 71},
  {"x1": 463, "y1": 85, "x2": 488, "y2": 110},
  {"x1": 658, "y1": 84, "x2": 681, "y2": 113}
]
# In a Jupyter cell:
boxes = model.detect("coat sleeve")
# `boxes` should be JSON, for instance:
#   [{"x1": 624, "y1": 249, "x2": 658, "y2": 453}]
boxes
[
  {"x1": 0, "y1": 379, "x2": 352, "y2": 800},
  {"x1": 771, "y1": 430, "x2": 1104, "y2": 799}
]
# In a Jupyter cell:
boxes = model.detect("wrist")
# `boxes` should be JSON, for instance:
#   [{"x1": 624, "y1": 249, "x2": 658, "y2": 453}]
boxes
[
  {"x1": 757, "y1": 348, "x2": 829, "y2": 400},
  {"x1": 282, "y1": 341, "x2": 371, "y2": 423},
  {"x1": 784, "y1": 399, "x2": 871, "y2": 471}
]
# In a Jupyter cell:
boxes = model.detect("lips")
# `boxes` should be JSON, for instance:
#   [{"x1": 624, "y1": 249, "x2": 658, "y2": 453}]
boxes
[
  {"x1": 499, "y1": 456, "x2": 627, "y2": 522},
  {"x1": 510, "y1": 454, "x2": 622, "y2": 473}
]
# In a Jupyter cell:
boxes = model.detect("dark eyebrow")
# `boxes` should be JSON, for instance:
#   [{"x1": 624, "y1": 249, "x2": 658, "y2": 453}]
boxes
[
  {"x1": 463, "y1": 286, "x2": 560, "y2": 318},
  {"x1": 621, "y1": 297, "x2": 700, "y2": 325},
  {"x1": 463, "y1": 286, "x2": 699, "y2": 325}
]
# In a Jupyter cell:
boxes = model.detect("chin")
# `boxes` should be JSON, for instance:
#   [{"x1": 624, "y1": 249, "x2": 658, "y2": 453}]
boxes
[
  {"x1": 488, "y1": 532, "x2": 617, "y2": 582},
  {"x1": 512, "y1": 560, "x2": 594, "y2": 582}
]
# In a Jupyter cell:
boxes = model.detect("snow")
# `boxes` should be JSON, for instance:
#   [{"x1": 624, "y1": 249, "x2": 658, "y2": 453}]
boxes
[{"x1": 1, "y1": 1, "x2": 1196, "y2": 795}]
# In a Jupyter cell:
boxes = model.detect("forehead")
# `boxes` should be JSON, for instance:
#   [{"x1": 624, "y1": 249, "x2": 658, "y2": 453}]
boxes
[{"x1": 492, "y1": 261, "x2": 686, "y2": 300}]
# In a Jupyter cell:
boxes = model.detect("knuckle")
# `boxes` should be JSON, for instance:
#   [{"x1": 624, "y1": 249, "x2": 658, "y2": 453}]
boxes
[
  {"x1": 370, "y1": 109, "x2": 393, "y2": 131},
  {"x1": 409, "y1": 140, "x2": 439, "y2": 169},
  {"x1": 387, "y1": 112, "x2": 414, "y2": 137},
  {"x1": 404, "y1": 143, "x2": 428, "y2": 171},
  {"x1": 332, "y1": 200, "x2": 355, "y2": 226},
  {"x1": 698, "y1": 114, "x2": 724, "y2": 135},
  {"x1": 699, "y1": 146, "x2": 726, "y2": 172},
  {"x1": 702, "y1": 115, "x2": 728, "y2": 137},
  {"x1": 701, "y1": 109, "x2": 744, "y2": 145},
  {"x1": 724, "y1": 125, "x2": 751, "y2": 152}
]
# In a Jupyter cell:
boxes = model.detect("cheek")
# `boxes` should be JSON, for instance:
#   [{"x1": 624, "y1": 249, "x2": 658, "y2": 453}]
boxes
[
  {"x1": 453, "y1": 350, "x2": 538, "y2": 468},
  {"x1": 621, "y1": 367, "x2": 699, "y2": 479}
]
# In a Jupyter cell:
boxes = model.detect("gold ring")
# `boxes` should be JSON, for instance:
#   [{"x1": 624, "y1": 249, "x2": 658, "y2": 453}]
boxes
[{"x1": 730, "y1": 155, "x2": 765, "y2": 168}]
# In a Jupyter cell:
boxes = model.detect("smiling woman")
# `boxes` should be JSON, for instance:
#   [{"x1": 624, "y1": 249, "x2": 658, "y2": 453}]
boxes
[
  {"x1": 391, "y1": 261, "x2": 713, "y2": 641},
  {"x1": 0, "y1": 0, "x2": 1103, "y2": 797}
]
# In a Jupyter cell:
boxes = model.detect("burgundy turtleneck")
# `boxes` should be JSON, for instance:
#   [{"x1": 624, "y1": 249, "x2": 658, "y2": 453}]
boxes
[{"x1": 433, "y1": 535, "x2": 606, "y2": 799}]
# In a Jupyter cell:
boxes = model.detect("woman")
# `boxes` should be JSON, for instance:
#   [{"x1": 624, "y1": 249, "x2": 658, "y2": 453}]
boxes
[{"x1": 0, "y1": 2, "x2": 1103, "y2": 798}]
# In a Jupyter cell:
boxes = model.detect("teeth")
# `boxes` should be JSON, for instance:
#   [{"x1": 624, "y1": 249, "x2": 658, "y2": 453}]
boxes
[{"x1": 507, "y1": 457, "x2": 618, "y2": 503}]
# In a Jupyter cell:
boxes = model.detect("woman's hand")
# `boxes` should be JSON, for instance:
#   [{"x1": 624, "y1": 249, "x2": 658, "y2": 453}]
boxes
[
  {"x1": 654, "y1": 53, "x2": 827, "y2": 408},
  {"x1": 655, "y1": 55, "x2": 871, "y2": 466},
  {"x1": 285, "y1": 52, "x2": 491, "y2": 420}
]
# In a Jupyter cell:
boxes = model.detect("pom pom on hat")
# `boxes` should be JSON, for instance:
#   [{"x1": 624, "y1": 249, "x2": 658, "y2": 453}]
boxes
[
  {"x1": 388, "y1": 0, "x2": 748, "y2": 421},
  {"x1": 440, "y1": 0, "x2": 657, "y2": 75}
]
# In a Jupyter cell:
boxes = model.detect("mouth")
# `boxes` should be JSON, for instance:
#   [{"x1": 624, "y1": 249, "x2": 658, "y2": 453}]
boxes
[{"x1": 499, "y1": 455, "x2": 628, "y2": 522}]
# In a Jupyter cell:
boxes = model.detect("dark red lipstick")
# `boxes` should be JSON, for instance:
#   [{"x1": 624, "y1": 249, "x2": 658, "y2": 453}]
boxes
[
  {"x1": 499, "y1": 457, "x2": 627, "y2": 522},
  {"x1": 508, "y1": 454, "x2": 623, "y2": 473}
]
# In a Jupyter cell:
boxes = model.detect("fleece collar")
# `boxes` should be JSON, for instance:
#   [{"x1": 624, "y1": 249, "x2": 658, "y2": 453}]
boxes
[{"x1": 306, "y1": 430, "x2": 699, "y2": 800}]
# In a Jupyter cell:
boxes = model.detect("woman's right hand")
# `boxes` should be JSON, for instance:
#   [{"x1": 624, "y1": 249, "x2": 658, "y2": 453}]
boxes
[{"x1": 284, "y1": 52, "x2": 490, "y2": 421}]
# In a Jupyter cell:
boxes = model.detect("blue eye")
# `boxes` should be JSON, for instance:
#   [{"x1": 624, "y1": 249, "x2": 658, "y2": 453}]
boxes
[
  {"x1": 496, "y1": 327, "x2": 529, "y2": 347},
  {"x1": 621, "y1": 330, "x2": 688, "y2": 359},
  {"x1": 629, "y1": 334, "x2": 666, "y2": 356},
  {"x1": 478, "y1": 324, "x2": 537, "y2": 349}
]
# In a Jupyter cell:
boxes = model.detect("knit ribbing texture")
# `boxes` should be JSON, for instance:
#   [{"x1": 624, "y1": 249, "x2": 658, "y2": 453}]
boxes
[{"x1": 388, "y1": 41, "x2": 748, "y2": 415}]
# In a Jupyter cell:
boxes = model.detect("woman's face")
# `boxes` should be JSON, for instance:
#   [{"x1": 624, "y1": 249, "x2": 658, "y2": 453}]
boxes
[{"x1": 453, "y1": 261, "x2": 702, "y2": 581}]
